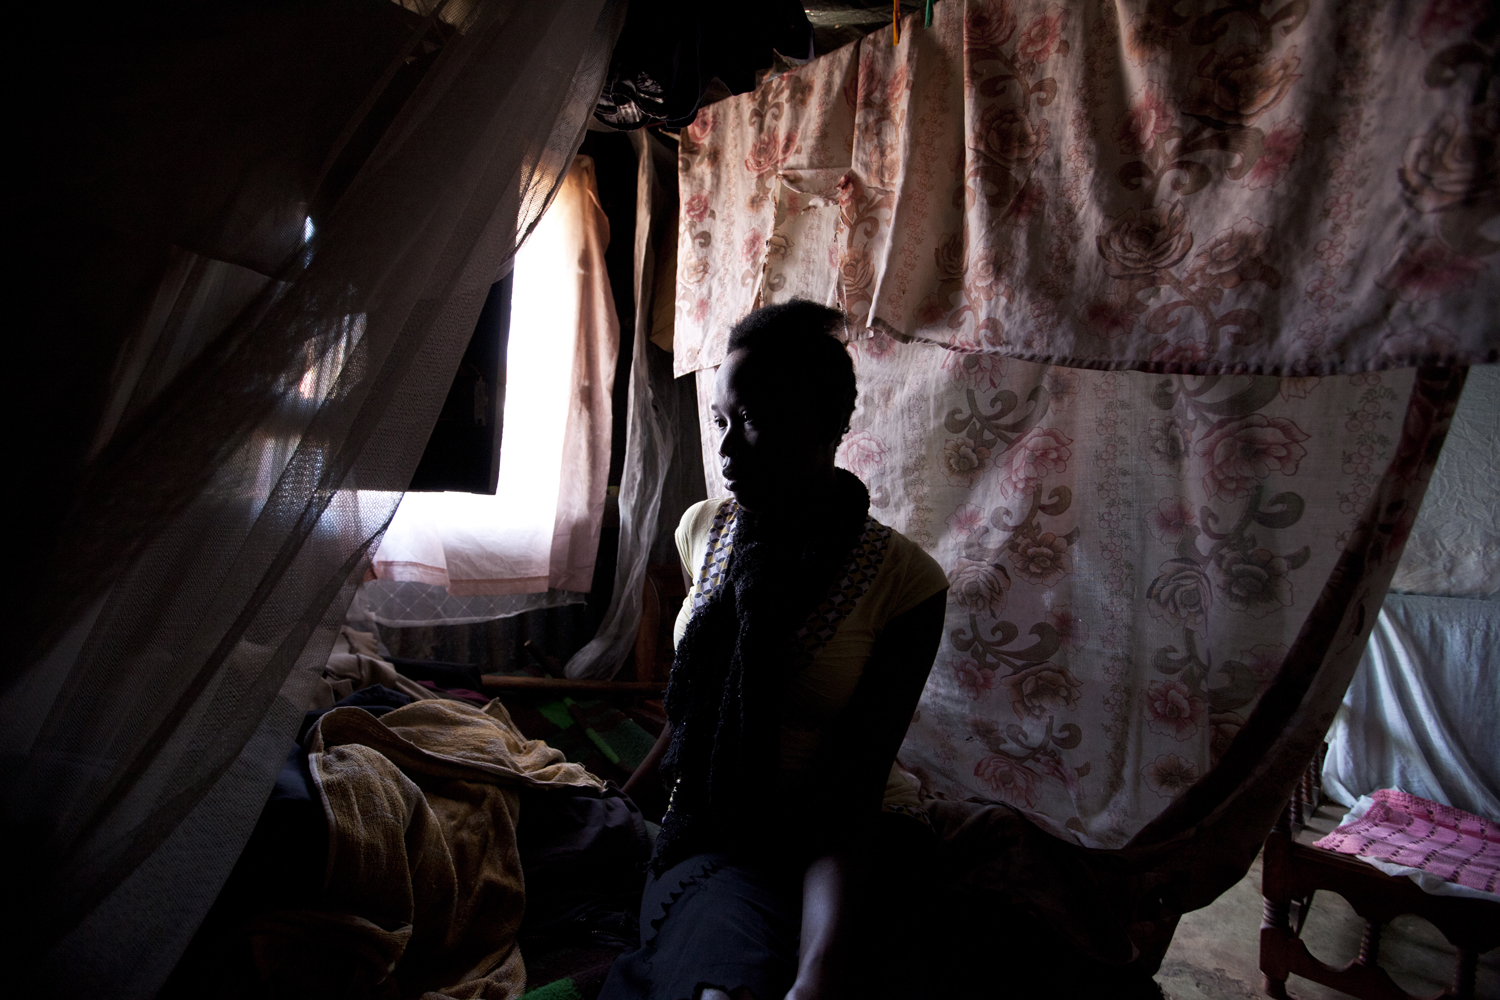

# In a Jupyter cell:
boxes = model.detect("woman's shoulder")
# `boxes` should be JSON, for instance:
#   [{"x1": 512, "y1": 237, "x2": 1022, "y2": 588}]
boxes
[
  {"x1": 674, "y1": 497, "x2": 734, "y2": 575},
  {"x1": 677, "y1": 496, "x2": 733, "y2": 542},
  {"x1": 880, "y1": 523, "x2": 946, "y2": 581},
  {"x1": 874, "y1": 522, "x2": 949, "y2": 617}
]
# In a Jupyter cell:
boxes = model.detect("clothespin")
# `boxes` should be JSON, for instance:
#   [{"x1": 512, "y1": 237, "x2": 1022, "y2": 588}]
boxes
[
  {"x1": 925, "y1": 0, "x2": 934, "y2": 28},
  {"x1": 893, "y1": 0, "x2": 900, "y2": 44}
]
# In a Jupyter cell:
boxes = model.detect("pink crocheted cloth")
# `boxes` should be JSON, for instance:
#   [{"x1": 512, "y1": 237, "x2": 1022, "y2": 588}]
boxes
[{"x1": 1314, "y1": 788, "x2": 1499, "y2": 895}]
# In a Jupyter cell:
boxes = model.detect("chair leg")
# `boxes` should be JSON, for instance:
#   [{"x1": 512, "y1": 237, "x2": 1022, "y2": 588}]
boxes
[
  {"x1": 1356, "y1": 919, "x2": 1380, "y2": 968},
  {"x1": 1262, "y1": 895, "x2": 1291, "y2": 999},
  {"x1": 1452, "y1": 947, "x2": 1477, "y2": 1000}
]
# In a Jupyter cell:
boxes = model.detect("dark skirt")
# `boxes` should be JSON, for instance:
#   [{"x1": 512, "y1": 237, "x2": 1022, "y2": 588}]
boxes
[
  {"x1": 596, "y1": 852, "x2": 803, "y2": 1000},
  {"x1": 597, "y1": 813, "x2": 938, "y2": 1000}
]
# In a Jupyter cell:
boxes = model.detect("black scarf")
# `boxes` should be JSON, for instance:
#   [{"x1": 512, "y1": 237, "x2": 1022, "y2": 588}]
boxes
[{"x1": 652, "y1": 469, "x2": 871, "y2": 873}]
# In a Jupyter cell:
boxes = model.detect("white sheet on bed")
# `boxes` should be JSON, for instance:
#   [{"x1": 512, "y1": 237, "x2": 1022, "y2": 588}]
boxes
[{"x1": 1322, "y1": 592, "x2": 1500, "y2": 824}]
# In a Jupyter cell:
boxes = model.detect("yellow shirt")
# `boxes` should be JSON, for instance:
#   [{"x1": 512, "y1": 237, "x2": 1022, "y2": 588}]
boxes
[{"x1": 673, "y1": 497, "x2": 948, "y2": 813}]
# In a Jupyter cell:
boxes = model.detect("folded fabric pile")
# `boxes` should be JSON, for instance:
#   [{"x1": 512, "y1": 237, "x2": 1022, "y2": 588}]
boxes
[
  {"x1": 308, "y1": 626, "x2": 441, "y2": 708},
  {"x1": 164, "y1": 630, "x2": 657, "y2": 1000},
  {"x1": 1314, "y1": 788, "x2": 1499, "y2": 898},
  {"x1": 246, "y1": 699, "x2": 606, "y2": 999}
]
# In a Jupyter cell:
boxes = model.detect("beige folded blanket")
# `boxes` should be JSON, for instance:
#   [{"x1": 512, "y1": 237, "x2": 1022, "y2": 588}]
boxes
[
  {"x1": 247, "y1": 698, "x2": 603, "y2": 999},
  {"x1": 307, "y1": 627, "x2": 437, "y2": 709}
]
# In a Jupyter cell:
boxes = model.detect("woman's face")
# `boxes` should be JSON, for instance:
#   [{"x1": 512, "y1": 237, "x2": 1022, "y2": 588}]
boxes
[{"x1": 710, "y1": 349, "x2": 835, "y2": 513}]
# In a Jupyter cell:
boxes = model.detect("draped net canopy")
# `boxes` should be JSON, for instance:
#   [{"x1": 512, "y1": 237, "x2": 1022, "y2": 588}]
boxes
[{"x1": 7, "y1": 2, "x2": 625, "y2": 995}]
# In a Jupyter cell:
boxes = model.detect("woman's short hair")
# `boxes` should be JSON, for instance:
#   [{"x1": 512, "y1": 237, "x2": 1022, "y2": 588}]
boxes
[{"x1": 725, "y1": 300, "x2": 857, "y2": 444}]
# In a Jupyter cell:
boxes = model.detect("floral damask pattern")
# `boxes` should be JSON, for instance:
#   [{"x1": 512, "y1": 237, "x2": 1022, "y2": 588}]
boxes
[
  {"x1": 673, "y1": 45, "x2": 859, "y2": 376},
  {"x1": 916, "y1": 357, "x2": 1410, "y2": 845},
  {"x1": 692, "y1": 342, "x2": 1416, "y2": 845},
  {"x1": 673, "y1": 0, "x2": 1497, "y2": 379},
  {"x1": 675, "y1": 1, "x2": 1469, "y2": 848}
]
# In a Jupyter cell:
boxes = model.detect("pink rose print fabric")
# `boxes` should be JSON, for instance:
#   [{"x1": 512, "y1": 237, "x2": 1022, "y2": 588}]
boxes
[
  {"x1": 685, "y1": 320, "x2": 1454, "y2": 850},
  {"x1": 743, "y1": 335, "x2": 1418, "y2": 846},
  {"x1": 673, "y1": 0, "x2": 1497, "y2": 379},
  {"x1": 672, "y1": 45, "x2": 858, "y2": 377},
  {"x1": 676, "y1": 1, "x2": 1478, "y2": 850}
]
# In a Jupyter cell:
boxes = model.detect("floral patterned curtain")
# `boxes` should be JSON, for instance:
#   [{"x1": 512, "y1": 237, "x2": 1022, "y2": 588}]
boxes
[
  {"x1": 670, "y1": 0, "x2": 1484, "y2": 966},
  {"x1": 675, "y1": 0, "x2": 1497, "y2": 377},
  {"x1": 841, "y1": 349, "x2": 1437, "y2": 849}
]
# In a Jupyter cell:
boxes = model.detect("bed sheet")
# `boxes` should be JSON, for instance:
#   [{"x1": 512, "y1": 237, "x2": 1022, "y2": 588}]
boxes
[{"x1": 1322, "y1": 592, "x2": 1500, "y2": 823}]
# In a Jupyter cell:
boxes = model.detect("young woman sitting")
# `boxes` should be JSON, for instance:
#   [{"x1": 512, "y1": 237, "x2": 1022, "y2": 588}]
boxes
[{"x1": 600, "y1": 300, "x2": 948, "y2": 1000}]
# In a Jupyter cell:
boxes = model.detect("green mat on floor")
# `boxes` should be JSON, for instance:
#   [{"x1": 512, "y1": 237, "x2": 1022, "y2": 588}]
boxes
[
  {"x1": 519, "y1": 942, "x2": 625, "y2": 1000},
  {"x1": 497, "y1": 688, "x2": 645, "y2": 999},
  {"x1": 518, "y1": 979, "x2": 585, "y2": 1000},
  {"x1": 491, "y1": 684, "x2": 657, "y2": 784}
]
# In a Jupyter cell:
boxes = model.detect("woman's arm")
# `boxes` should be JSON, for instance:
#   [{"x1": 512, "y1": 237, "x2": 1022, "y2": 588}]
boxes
[
  {"x1": 823, "y1": 587, "x2": 948, "y2": 818},
  {"x1": 623, "y1": 557, "x2": 690, "y2": 802},
  {"x1": 787, "y1": 588, "x2": 948, "y2": 1000},
  {"x1": 786, "y1": 852, "x2": 852, "y2": 1000},
  {"x1": 622, "y1": 721, "x2": 671, "y2": 799}
]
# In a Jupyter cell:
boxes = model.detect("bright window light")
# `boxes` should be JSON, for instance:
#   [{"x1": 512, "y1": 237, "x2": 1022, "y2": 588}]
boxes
[
  {"x1": 494, "y1": 184, "x2": 581, "y2": 531},
  {"x1": 371, "y1": 179, "x2": 584, "y2": 593}
]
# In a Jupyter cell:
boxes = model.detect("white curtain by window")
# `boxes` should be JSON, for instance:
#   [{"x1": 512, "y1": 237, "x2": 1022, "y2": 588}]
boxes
[
  {"x1": 367, "y1": 155, "x2": 618, "y2": 625},
  {"x1": 565, "y1": 130, "x2": 681, "y2": 678}
]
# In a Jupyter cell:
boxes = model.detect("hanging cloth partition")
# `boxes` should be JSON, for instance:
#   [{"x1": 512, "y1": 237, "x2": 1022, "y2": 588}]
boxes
[
  {"x1": 671, "y1": 0, "x2": 1488, "y2": 973},
  {"x1": 3, "y1": 1, "x2": 625, "y2": 996},
  {"x1": 675, "y1": 0, "x2": 1498, "y2": 376}
]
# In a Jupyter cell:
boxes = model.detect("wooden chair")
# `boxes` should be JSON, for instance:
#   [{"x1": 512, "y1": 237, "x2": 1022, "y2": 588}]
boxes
[{"x1": 1259, "y1": 760, "x2": 1500, "y2": 999}]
